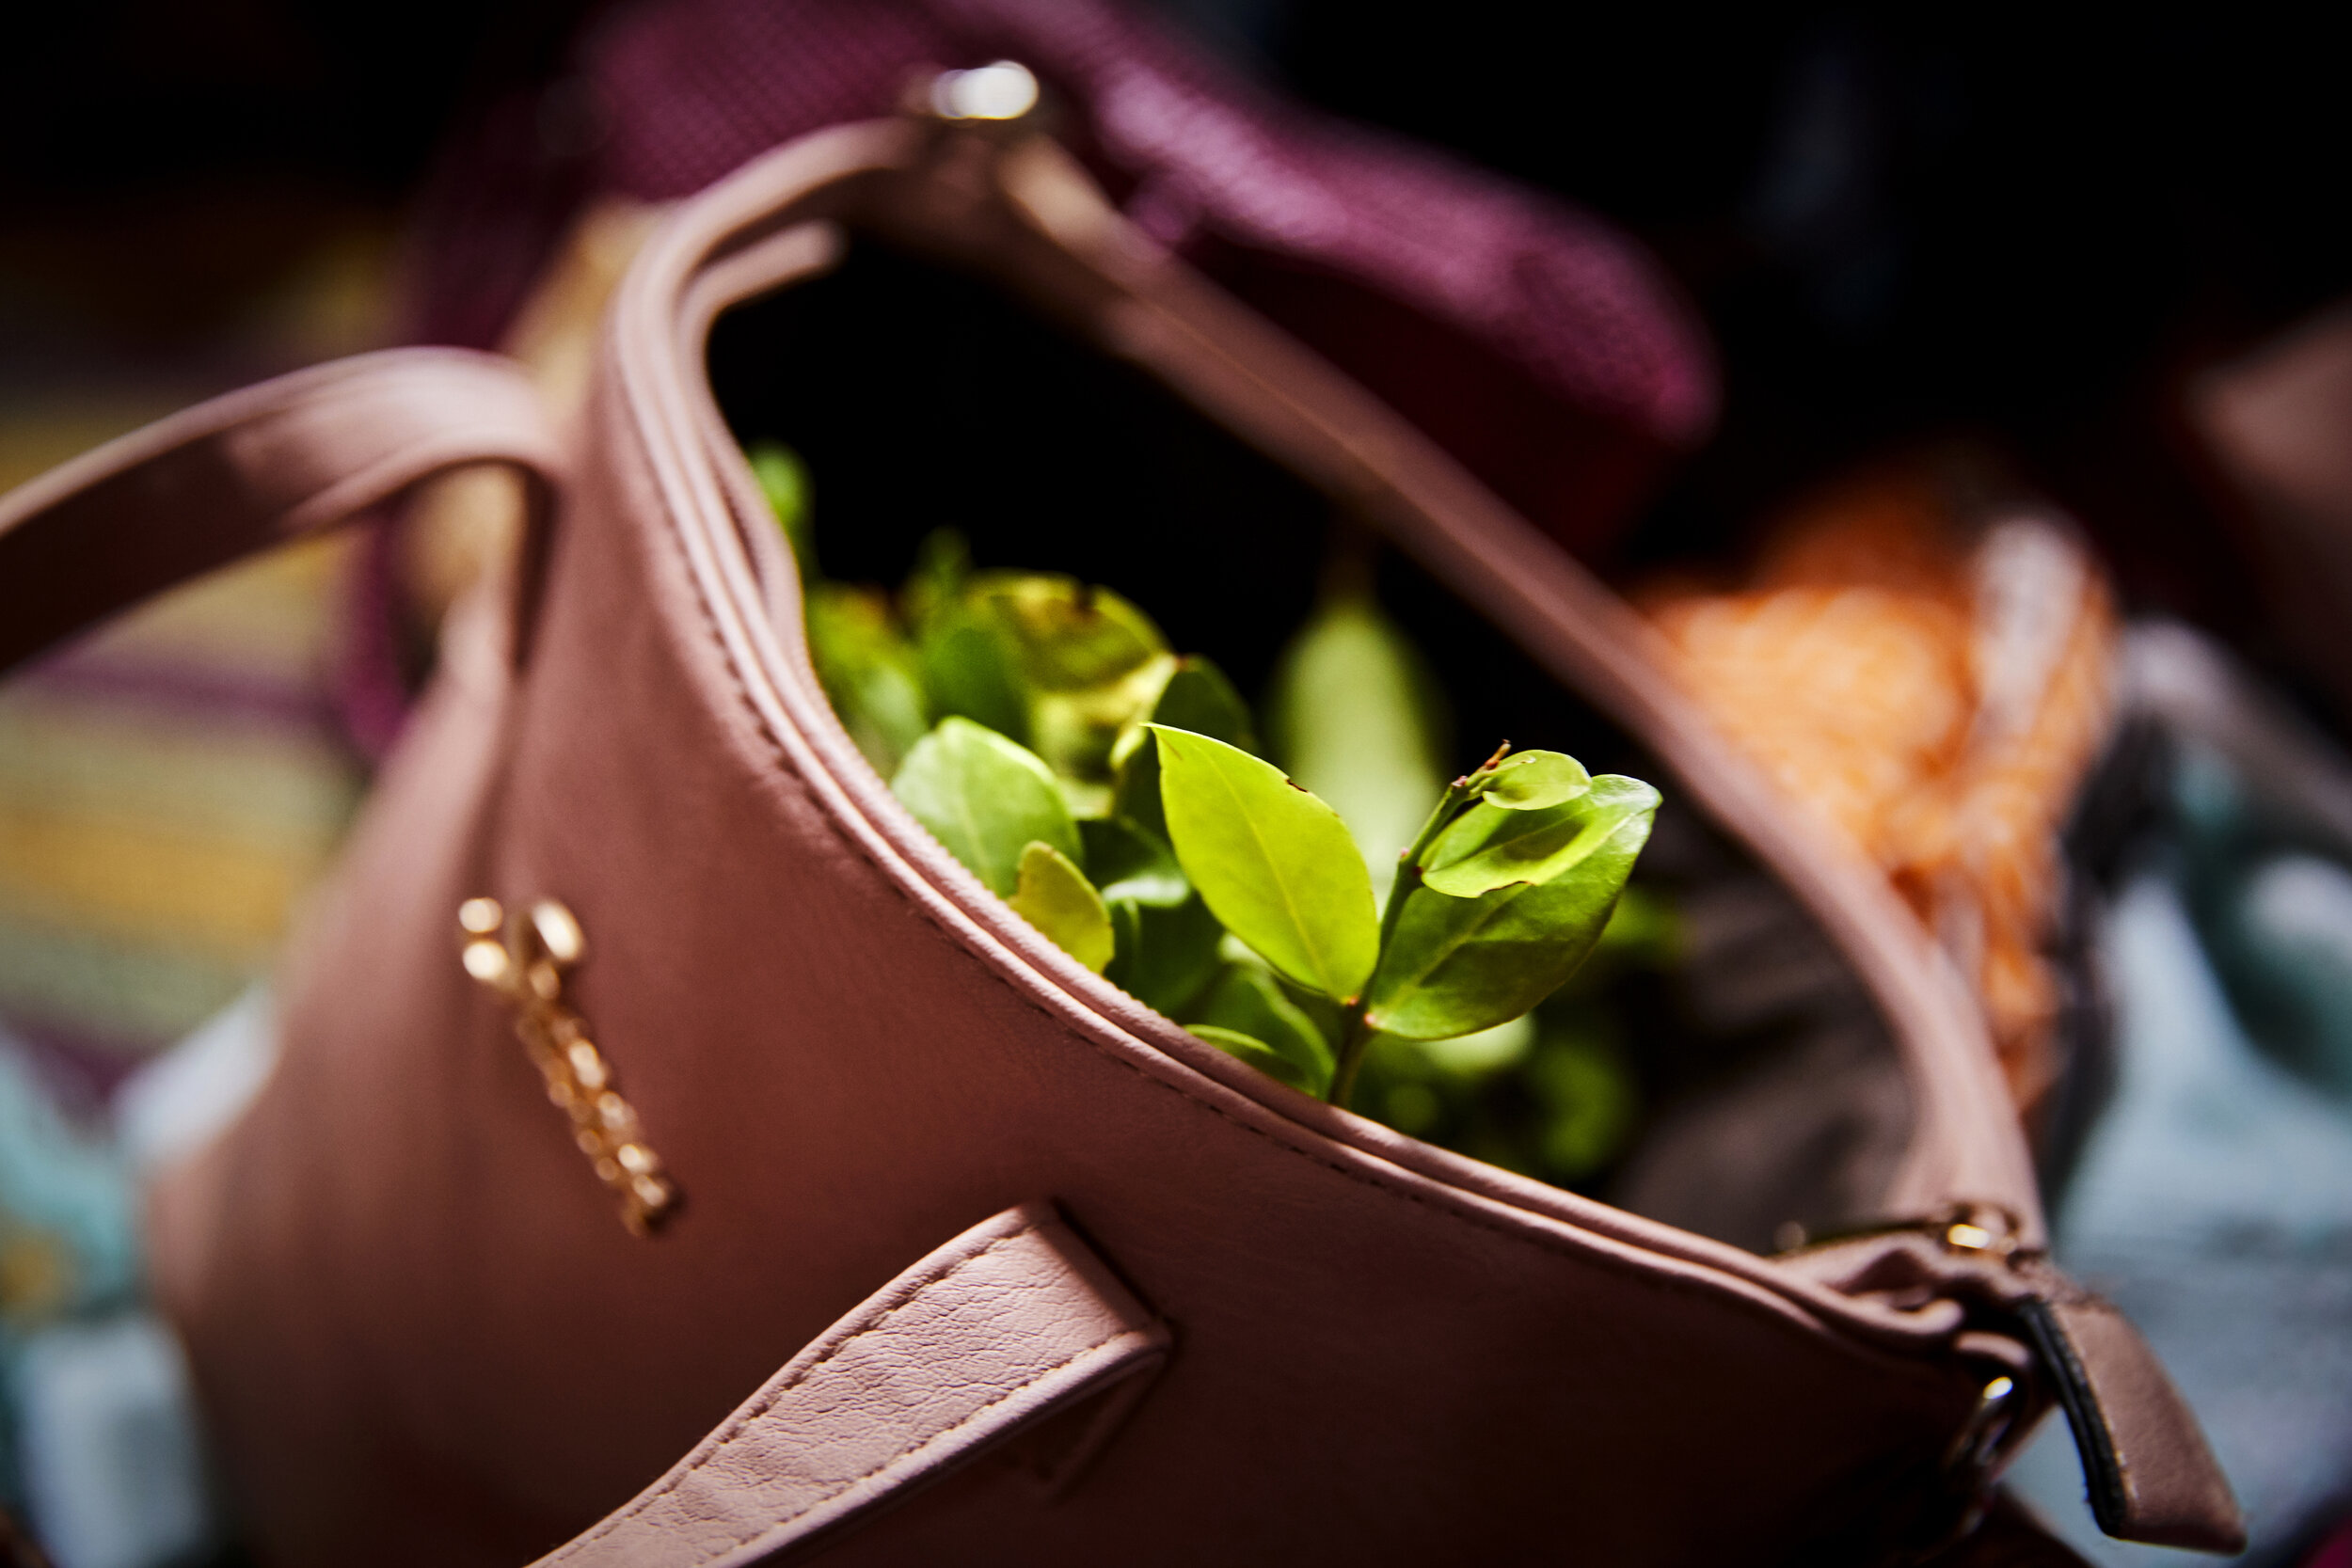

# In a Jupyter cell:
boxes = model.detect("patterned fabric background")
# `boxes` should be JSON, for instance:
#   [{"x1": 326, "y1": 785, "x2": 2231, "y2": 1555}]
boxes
[{"x1": 0, "y1": 224, "x2": 391, "y2": 1115}]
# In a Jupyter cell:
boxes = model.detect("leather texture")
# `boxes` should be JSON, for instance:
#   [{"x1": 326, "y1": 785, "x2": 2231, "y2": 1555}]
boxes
[
  {"x1": 0, "y1": 349, "x2": 561, "y2": 674},
  {"x1": 0, "y1": 116, "x2": 2242, "y2": 1564},
  {"x1": 532, "y1": 1203, "x2": 1167, "y2": 1568},
  {"x1": 2020, "y1": 1295, "x2": 2248, "y2": 1553}
]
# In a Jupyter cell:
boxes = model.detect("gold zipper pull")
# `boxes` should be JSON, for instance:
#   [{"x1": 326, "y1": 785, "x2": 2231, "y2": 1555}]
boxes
[{"x1": 458, "y1": 896, "x2": 678, "y2": 1236}]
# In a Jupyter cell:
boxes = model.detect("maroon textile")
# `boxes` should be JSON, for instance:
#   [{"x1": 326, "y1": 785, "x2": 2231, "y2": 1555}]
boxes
[{"x1": 409, "y1": 0, "x2": 1714, "y2": 554}]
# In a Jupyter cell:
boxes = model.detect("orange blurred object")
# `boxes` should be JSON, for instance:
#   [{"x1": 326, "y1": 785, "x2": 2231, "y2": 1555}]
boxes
[{"x1": 1645, "y1": 457, "x2": 2118, "y2": 1111}]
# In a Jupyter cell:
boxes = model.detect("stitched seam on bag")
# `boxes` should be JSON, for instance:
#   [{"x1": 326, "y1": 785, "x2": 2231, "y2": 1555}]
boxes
[
  {"x1": 647, "y1": 425, "x2": 1963, "y2": 1393},
  {"x1": 686, "y1": 584, "x2": 1959, "y2": 1383},
  {"x1": 550, "y1": 1229, "x2": 1112, "y2": 1557}
]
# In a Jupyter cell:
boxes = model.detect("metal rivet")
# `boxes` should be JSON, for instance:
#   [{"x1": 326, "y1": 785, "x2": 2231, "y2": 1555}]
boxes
[
  {"x1": 930, "y1": 60, "x2": 1039, "y2": 122},
  {"x1": 530, "y1": 899, "x2": 586, "y2": 967},
  {"x1": 462, "y1": 940, "x2": 511, "y2": 985},
  {"x1": 1947, "y1": 1222, "x2": 1994, "y2": 1252}
]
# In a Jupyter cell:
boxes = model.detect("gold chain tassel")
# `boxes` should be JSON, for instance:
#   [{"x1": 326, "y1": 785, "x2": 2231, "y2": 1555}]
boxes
[{"x1": 457, "y1": 895, "x2": 678, "y2": 1235}]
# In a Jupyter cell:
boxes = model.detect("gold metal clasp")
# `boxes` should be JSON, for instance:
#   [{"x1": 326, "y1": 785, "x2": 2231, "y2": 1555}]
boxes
[
  {"x1": 459, "y1": 895, "x2": 677, "y2": 1235},
  {"x1": 1938, "y1": 1204, "x2": 2023, "y2": 1260}
]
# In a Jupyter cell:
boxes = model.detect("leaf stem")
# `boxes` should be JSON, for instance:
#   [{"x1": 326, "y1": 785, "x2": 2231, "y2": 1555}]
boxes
[
  {"x1": 1328, "y1": 1006, "x2": 1375, "y2": 1107},
  {"x1": 1327, "y1": 756, "x2": 1503, "y2": 1106}
]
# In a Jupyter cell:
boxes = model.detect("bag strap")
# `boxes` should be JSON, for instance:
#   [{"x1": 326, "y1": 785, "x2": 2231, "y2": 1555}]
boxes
[
  {"x1": 0, "y1": 347, "x2": 564, "y2": 677},
  {"x1": 531, "y1": 1202, "x2": 1168, "y2": 1568},
  {"x1": 0, "y1": 362, "x2": 1168, "y2": 1560}
]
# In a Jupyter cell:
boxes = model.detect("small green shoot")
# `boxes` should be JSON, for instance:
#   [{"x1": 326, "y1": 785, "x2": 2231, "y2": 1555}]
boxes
[{"x1": 1152, "y1": 729, "x2": 1658, "y2": 1104}]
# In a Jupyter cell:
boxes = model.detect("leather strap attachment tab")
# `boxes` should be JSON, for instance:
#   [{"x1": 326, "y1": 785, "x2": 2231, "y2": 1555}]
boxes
[
  {"x1": 0, "y1": 348, "x2": 562, "y2": 677},
  {"x1": 2019, "y1": 1291, "x2": 2245, "y2": 1554},
  {"x1": 533, "y1": 1202, "x2": 1169, "y2": 1568}
]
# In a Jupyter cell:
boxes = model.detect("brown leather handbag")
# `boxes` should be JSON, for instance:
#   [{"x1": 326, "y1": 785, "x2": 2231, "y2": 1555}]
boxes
[{"x1": 0, "y1": 102, "x2": 2243, "y2": 1567}]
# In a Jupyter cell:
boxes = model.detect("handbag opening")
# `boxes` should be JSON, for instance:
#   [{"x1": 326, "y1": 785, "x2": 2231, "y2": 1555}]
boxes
[{"x1": 705, "y1": 236, "x2": 1916, "y2": 1256}]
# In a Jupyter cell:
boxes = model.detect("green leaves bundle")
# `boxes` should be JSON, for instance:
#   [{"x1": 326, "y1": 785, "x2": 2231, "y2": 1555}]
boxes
[
  {"x1": 756, "y1": 440, "x2": 1661, "y2": 1124},
  {"x1": 1149, "y1": 726, "x2": 1658, "y2": 1102}
]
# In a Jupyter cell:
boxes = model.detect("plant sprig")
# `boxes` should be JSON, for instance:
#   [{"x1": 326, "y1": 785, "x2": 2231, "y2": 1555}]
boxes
[
  {"x1": 752, "y1": 439, "x2": 1661, "y2": 1117},
  {"x1": 1148, "y1": 725, "x2": 1656, "y2": 1104}
]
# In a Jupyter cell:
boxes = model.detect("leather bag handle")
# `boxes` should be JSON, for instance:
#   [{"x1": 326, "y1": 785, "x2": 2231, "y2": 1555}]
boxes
[
  {"x1": 532, "y1": 1202, "x2": 1168, "y2": 1568},
  {"x1": 0, "y1": 355, "x2": 1169, "y2": 1560},
  {"x1": 0, "y1": 347, "x2": 564, "y2": 677}
]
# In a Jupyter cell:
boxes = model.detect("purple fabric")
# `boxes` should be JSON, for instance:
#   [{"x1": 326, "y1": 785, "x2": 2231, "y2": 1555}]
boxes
[{"x1": 407, "y1": 0, "x2": 1715, "y2": 550}]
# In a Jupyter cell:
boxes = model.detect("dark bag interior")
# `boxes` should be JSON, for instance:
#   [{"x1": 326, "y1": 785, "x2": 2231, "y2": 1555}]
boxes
[{"x1": 707, "y1": 237, "x2": 1918, "y2": 1252}]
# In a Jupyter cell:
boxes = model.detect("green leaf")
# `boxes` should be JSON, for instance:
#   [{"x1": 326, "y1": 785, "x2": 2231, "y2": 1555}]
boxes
[
  {"x1": 918, "y1": 614, "x2": 1030, "y2": 746},
  {"x1": 1364, "y1": 777, "x2": 1659, "y2": 1040},
  {"x1": 970, "y1": 576, "x2": 1171, "y2": 786},
  {"x1": 1110, "y1": 728, "x2": 1166, "y2": 838},
  {"x1": 1152, "y1": 656, "x2": 1259, "y2": 754},
  {"x1": 1476, "y1": 750, "x2": 1591, "y2": 812},
  {"x1": 1411, "y1": 1013, "x2": 1535, "y2": 1078},
  {"x1": 1421, "y1": 776, "x2": 1661, "y2": 897},
  {"x1": 904, "y1": 540, "x2": 1030, "y2": 744},
  {"x1": 890, "y1": 719, "x2": 1079, "y2": 897},
  {"x1": 913, "y1": 568, "x2": 1176, "y2": 788},
  {"x1": 806, "y1": 583, "x2": 930, "y2": 775},
  {"x1": 967, "y1": 573, "x2": 1168, "y2": 691},
  {"x1": 1112, "y1": 655, "x2": 1255, "y2": 839},
  {"x1": 900, "y1": 528, "x2": 972, "y2": 630},
  {"x1": 1188, "y1": 965, "x2": 1333, "y2": 1094},
  {"x1": 1105, "y1": 894, "x2": 1225, "y2": 1016},
  {"x1": 1029, "y1": 650, "x2": 1175, "y2": 794},
  {"x1": 1265, "y1": 593, "x2": 1449, "y2": 896},
  {"x1": 747, "y1": 440, "x2": 814, "y2": 576},
  {"x1": 1007, "y1": 841, "x2": 1115, "y2": 973},
  {"x1": 1186, "y1": 1025, "x2": 1322, "y2": 1095},
  {"x1": 1150, "y1": 725, "x2": 1379, "y2": 1002},
  {"x1": 1529, "y1": 1029, "x2": 1638, "y2": 1181},
  {"x1": 1079, "y1": 816, "x2": 1188, "y2": 907}
]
